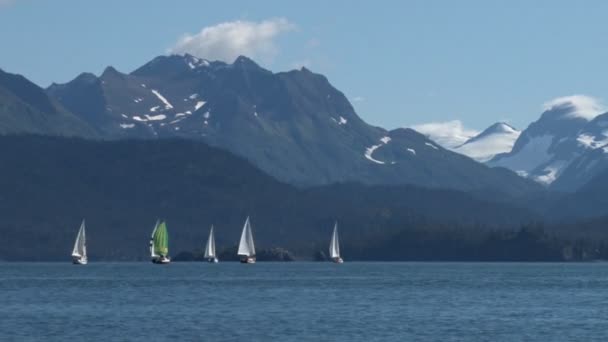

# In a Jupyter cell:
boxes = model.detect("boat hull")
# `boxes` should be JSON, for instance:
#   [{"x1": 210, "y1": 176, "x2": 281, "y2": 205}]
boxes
[
  {"x1": 72, "y1": 257, "x2": 87, "y2": 265},
  {"x1": 151, "y1": 256, "x2": 171, "y2": 264},
  {"x1": 332, "y1": 257, "x2": 344, "y2": 264},
  {"x1": 240, "y1": 256, "x2": 256, "y2": 264}
]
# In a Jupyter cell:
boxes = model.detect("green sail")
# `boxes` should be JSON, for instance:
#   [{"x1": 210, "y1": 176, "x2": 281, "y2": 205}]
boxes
[{"x1": 153, "y1": 221, "x2": 169, "y2": 256}]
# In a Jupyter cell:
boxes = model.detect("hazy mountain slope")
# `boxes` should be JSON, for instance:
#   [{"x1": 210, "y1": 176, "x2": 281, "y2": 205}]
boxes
[
  {"x1": 0, "y1": 135, "x2": 538, "y2": 260},
  {"x1": 0, "y1": 68, "x2": 96, "y2": 136}
]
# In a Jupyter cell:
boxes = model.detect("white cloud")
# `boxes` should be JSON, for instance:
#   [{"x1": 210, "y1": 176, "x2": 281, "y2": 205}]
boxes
[
  {"x1": 410, "y1": 120, "x2": 479, "y2": 148},
  {"x1": 542, "y1": 95, "x2": 605, "y2": 120},
  {"x1": 170, "y1": 18, "x2": 295, "y2": 64}
]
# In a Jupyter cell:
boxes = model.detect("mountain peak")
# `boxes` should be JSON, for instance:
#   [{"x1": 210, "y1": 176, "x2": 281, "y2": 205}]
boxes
[
  {"x1": 467, "y1": 122, "x2": 518, "y2": 143},
  {"x1": 101, "y1": 66, "x2": 123, "y2": 78},
  {"x1": 541, "y1": 95, "x2": 605, "y2": 121},
  {"x1": 233, "y1": 55, "x2": 263, "y2": 70}
]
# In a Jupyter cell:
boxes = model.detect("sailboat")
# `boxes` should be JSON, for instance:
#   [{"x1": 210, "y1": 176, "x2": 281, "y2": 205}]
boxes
[
  {"x1": 71, "y1": 219, "x2": 87, "y2": 265},
  {"x1": 150, "y1": 220, "x2": 171, "y2": 264},
  {"x1": 204, "y1": 225, "x2": 219, "y2": 263},
  {"x1": 237, "y1": 217, "x2": 256, "y2": 264},
  {"x1": 329, "y1": 222, "x2": 343, "y2": 263}
]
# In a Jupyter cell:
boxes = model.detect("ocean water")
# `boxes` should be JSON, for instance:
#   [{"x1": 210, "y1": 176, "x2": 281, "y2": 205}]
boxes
[{"x1": 1, "y1": 262, "x2": 608, "y2": 341}]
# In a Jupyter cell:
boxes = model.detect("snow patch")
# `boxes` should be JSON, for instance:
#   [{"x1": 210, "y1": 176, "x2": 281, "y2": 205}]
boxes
[
  {"x1": 150, "y1": 106, "x2": 160, "y2": 112},
  {"x1": 424, "y1": 142, "x2": 439, "y2": 150},
  {"x1": 203, "y1": 112, "x2": 210, "y2": 119},
  {"x1": 534, "y1": 161, "x2": 566, "y2": 185},
  {"x1": 577, "y1": 133, "x2": 608, "y2": 149},
  {"x1": 120, "y1": 123, "x2": 135, "y2": 129},
  {"x1": 364, "y1": 136, "x2": 392, "y2": 164},
  {"x1": 338, "y1": 116, "x2": 347, "y2": 125},
  {"x1": 121, "y1": 114, "x2": 128, "y2": 119},
  {"x1": 189, "y1": 94, "x2": 199, "y2": 99},
  {"x1": 407, "y1": 148, "x2": 416, "y2": 155},
  {"x1": 151, "y1": 89, "x2": 173, "y2": 109},
  {"x1": 489, "y1": 134, "x2": 554, "y2": 175},
  {"x1": 195, "y1": 101, "x2": 206, "y2": 111},
  {"x1": 132, "y1": 114, "x2": 167, "y2": 122}
]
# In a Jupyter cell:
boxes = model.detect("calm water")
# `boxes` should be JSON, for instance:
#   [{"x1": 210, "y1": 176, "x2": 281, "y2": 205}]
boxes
[{"x1": 2, "y1": 262, "x2": 608, "y2": 341}]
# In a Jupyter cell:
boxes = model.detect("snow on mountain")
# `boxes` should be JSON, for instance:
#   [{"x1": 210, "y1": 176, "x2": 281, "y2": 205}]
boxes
[
  {"x1": 488, "y1": 95, "x2": 608, "y2": 187},
  {"x1": 411, "y1": 121, "x2": 520, "y2": 162},
  {"x1": 41, "y1": 54, "x2": 538, "y2": 194},
  {"x1": 453, "y1": 122, "x2": 520, "y2": 162}
]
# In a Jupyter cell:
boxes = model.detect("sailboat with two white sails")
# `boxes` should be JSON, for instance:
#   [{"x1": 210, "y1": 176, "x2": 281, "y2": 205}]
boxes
[
  {"x1": 329, "y1": 222, "x2": 343, "y2": 264},
  {"x1": 238, "y1": 217, "x2": 256, "y2": 264},
  {"x1": 204, "y1": 225, "x2": 219, "y2": 263},
  {"x1": 71, "y1": 219, "x2": 87, "y2": 265}
]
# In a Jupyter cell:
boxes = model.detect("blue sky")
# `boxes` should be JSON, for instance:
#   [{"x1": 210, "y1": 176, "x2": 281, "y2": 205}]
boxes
[{"x1": 1, "y1": 0, "x2": 607, "y2": 133}]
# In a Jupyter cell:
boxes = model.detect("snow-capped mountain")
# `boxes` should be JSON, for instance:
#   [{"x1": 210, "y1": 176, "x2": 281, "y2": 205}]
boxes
[
  {"x1": 488, "y1": 95, "x2": 607, "y2": 187},
  {"x1": 453, "y1": 122, "x2": 520, "y2": 162},
  {"x1": 42, "y1": 54, "x2": 537, "y2": 194},
  {"x1": 412, "y1": 121, "x2": 520, "y2": 162}
]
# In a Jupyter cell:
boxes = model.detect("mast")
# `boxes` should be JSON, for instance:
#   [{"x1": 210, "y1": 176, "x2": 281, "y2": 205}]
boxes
[
  {"x1": 237, "y1": 217, "x2": 256, "y2": 257},
  {"x1": 204, "y1": 225, "x2": 216, "y2": 258}
]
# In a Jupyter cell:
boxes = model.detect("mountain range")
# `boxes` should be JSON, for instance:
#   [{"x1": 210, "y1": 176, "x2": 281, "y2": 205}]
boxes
[
  {"x1": 2, "y1": 54, "x2": 537, "y2": 197},
  {"x1": 488, "y1": 97, "x2": 608, "y2": 191},
  {"x1": 2, "y1": 54, "x2": 608, "y2": 260}
]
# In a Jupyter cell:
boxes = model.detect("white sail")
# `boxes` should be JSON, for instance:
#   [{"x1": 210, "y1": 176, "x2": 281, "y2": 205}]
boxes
[
  {"x1": 71, "y1": 220, "x2": 87, "y2": 259},
  {"x1": 329, "y1": 222, "x2": 340, "y2": 259},
  {"x1": 204, "y1": 225, "x2": 216, "y2": 258},
  {"x1": 237, "y1": 217, "x2": 256, "y2": 257},
  {"x1": 149, "y1": 219, "x2": 159, "y2": 258}
]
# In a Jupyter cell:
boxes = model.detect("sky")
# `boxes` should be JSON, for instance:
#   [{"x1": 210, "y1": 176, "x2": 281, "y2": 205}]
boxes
[{"x1": 1, "y1": 0, "x2": 608, "y2": 134}]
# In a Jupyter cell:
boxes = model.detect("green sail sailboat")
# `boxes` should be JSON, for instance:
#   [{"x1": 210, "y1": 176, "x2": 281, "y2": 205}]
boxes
[{"x1": 150, "y1": 220, "x2": 170, "y2": 264}]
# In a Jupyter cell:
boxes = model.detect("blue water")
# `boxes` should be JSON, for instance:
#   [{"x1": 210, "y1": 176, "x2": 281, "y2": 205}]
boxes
[{"x1": 1, "y1": 262, "x2": 608, "y2": 341}]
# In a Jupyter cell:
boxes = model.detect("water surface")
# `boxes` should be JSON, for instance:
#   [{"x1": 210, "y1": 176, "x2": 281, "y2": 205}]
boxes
[{"x1": 1, "y1": 262, "x2": 608, "y2": 341}]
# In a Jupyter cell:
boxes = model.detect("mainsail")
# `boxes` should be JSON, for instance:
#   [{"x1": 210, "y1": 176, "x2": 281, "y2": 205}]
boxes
[
  {"x1": 152, "y1": 220, "x2": 169, "y2": 257},
  {"x1": 329, "y1": 222, "x2": 340, "y2": 259},
  {"x1": 149, "y1": 220, "x2": 159, "y2": 257},
  {"x1": 204, "y1": 225, "x2": 216, "y2": 259},
  {"x1": 71, "y1": 220, "x2": 87, "y2": 259},
  {"x1": 237, "y1": 217, "x2": 255, "y2": 257}
]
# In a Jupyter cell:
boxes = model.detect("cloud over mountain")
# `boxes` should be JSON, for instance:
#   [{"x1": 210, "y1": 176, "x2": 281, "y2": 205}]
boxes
[
  {"x1": 410, "y1": 120, "x2": 479, "y2": 148},
  {"x1": 169, "y1": 18, "x2": 295, "y2": 64},
  {"x1": 542, "y1": 95, "x2": 605, "y2": 120}
]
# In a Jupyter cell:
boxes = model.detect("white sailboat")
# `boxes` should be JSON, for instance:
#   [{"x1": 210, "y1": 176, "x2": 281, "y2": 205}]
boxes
[
  {"x1": 329, "y1": 222, "x2": 343, "y2": 263},
  {"x1": 71, "y1": 219, "x2": 87, "y2": 265},
  {"x1": 237, "y1": 217, "x2": 256, "y2": 264},
  {"x1": 204, "y1": 225, "x2": 219, "y2": 263}
]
